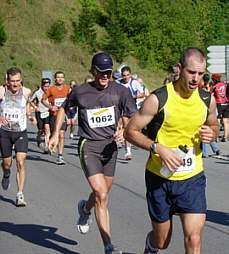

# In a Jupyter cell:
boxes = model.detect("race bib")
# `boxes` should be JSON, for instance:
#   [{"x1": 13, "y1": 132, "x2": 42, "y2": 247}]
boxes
[
  {"x1": 160, "y1": 147, "x2": 196, "y2": 175},
  {"x1": 87, "y1": 106, "x2": 115, "y2": 128},
  {"x1": 40, "y1": 111, "x2": 49, "y2": 119},
  {"x1": 174, "y1": 147, "x2": 196, "y2": 174},
  {"x1": 54, "y1": 98, "x2": 65, "y2": 108},
  {"x1": 3, "y1": 108, "x2": 21, "y2": 122}
]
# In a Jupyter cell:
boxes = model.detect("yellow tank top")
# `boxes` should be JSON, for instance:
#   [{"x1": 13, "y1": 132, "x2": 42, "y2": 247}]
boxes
[{"x1": 146, "y1": 82, "x2": 211, "y2": 180}]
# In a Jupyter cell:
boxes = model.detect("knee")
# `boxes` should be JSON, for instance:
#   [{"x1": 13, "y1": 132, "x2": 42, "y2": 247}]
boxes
[
  {"x1": 59, "y1": 133, "x2": 65, "y2": 139},
  {"x1": 16, "y1": 160, "x2": 26, "y2": 170},
  {"x1": 185, "y1": 233, "x2": 201, "y2": 250},
  {"x1": 95, "y1": 190, "x2": 108, "y2": 206},
  {"x1": 2, "y1": 161, "x2": 11, "y2": 169}
]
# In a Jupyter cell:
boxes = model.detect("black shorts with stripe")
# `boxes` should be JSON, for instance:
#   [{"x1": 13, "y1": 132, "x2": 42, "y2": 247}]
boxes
[{"x1": 78, "y1": 137, "x2": 118, "y2": 178}]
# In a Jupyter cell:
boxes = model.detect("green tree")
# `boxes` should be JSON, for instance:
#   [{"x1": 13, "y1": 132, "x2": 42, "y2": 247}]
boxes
[
  {"x1": 47, "y1": 19, "x2": 67, "y2": 43},
  {"x1": 71, "y1": 0, "x2": 98, "y2": 53},
  {"x1": 0, "y1": 17, "x2": 7, "y2": 46}
]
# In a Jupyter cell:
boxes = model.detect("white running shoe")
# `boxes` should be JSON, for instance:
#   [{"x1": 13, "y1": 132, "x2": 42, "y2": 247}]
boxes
[
  {"x1": 1, "y1": 170, "x2": 10, "y2": 190},
  {"x1": 124, "y1": 152, "x2": 132, "y2": 160},
  {"x1": 16, "y1": 192, "x2": 27, "y2": 207},
  {"x1": 69, "y1": 133, "x2": 74, "y2": 139},
  {"x1": 77, "y1": 200, "x2": 92, "y2": 234},
  {"x1": 56, "y1": 155, "x2": 65, "y2": 165}
]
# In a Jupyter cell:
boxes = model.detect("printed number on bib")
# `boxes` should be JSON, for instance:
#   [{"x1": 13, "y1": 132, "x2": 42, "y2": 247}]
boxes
[
  {"x1": 40, "y1": 111, "x2": 49, "y2": 119},
  {"x1": 174, "y1": 147, "x2": 195, "y2": 174},
  {"x1": 3, "y1": 108, "x2": 21, "y2": 122},
  {"x1": 54, "y1": 98, "x2": 65, "y2": 108},
  {"x1": 87, "y1": 106, "x2": 115, "y2": 128}
]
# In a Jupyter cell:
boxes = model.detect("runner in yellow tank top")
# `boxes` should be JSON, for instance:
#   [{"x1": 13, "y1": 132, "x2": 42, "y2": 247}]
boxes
[{"x1": 124, "y1": 48, "x2": 219, "y2": 254}]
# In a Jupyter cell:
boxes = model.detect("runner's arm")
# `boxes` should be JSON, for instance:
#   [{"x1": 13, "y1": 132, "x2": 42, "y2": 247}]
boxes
[
  {"x1": 124, "y1": 93, "x2": 184, "y2": 171},
  {"x1": 199, "y1": 94, "x2": 219, "y2": 143},
  {"x1": 48, "y1": 107, "x2": 66, "y2": 153}
]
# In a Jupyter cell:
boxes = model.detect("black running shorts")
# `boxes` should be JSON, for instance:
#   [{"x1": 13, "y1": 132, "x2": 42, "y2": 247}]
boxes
[
  {"x1": 49, "y1": 114, "x2": 67, "y2": 133},
  {"x1": 0, "y1": 129, "x2": 28, "y2": 158},
  {"x1": 35, "y1": 111, "x2": 50, "y2": 130}
]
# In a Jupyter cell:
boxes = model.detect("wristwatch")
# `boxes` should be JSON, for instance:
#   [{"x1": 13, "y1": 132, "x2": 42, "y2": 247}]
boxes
[{"x1": 150, "y1": 142, "x2": 158, "y2": 154}]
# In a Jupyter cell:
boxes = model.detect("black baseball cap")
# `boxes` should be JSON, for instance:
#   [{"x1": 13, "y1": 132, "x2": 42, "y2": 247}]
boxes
[
  {"x1": 42, "y1": 78, "x2": 51, "y2": 85},
  {"x1": 91, "y1": 52, "x2": 113, "y2": 72}
]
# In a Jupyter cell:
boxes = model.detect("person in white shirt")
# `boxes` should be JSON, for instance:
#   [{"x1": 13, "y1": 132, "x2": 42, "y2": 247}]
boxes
[{"x1": 119, "y1": 66, "x2": 145, "y2": 160}]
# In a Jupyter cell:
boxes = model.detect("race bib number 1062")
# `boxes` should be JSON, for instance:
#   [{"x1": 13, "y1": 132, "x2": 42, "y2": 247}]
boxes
[{"x1": 87, "y1": 106, "x2": 115, "y2": 128}]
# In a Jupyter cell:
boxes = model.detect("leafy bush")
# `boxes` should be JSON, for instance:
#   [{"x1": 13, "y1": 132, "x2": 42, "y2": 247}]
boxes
[
  {"x1": 47, "y1": 20, "x2": 67, "y2": 43},
  {"x1": 0, "y1": 17, "x2": 7, "y2": 46}
]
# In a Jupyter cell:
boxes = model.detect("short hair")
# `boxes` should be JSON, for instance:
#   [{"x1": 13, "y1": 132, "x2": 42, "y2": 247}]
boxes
[
  {"x1": 179, "y1": 47, "x2": 206, "y2": 68},
  {"x1": 7, "y1": 67, "x2": 22, "y2": 80},
  {"x1": 70, "y1": 80, "x2": 77, "y2": 86},
  {"x1": 54, "y1": 71, "x2": 65, "y2": 78},
  {"x1": 121, "y1": 66, "x2": 131, "y2": 74},
  {"x1": 203, "y1": 74, "x2": 210, "y2": 82}
]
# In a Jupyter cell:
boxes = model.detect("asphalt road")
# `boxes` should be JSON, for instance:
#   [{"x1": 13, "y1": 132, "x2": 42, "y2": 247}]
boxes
[{"x1": 0, "y1": 122, "x2": 229, "y2": 254}]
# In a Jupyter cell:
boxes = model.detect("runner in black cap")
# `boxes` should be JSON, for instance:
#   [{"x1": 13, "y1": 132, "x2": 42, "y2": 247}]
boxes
[{"x1": 49, "y1": 52, "x2": 136, "y2": 254}]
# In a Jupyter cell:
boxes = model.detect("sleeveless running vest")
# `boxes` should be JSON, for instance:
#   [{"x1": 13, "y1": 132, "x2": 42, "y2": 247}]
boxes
[
  {"x1": 146, "y1": 82, "x2": 211, "y2": 180},
  {"x1": 214, "y1": 82, "x2": 229, "y2": 104},
  {"x1": 0, "y1": 88, "x2": 27, "y2": 132}
]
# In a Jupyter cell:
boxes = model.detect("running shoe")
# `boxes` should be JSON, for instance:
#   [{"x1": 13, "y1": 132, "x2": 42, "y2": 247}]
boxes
[
  {"x1": 77, "y1": 200, "x2": 92, "y2": 234},
  {"x1": 105, "y1": 244, "x2": 122, "y2": 254},
  {"x1": 1, "y1": 170, "x2": 10, "y2": 190},
  {"x1": 37, "y1": 137, "x2": 42, "y2": 147},
  {"x1": 69, "y1": 133, "x2": 74, "y2": 139},
  {"x1": 215, "y1": 150, "x2": 221, "y2": 155},
  {"x1": 124, "y1": 152, "x2": 132, "y2": 160},
  {"x1": 56, "y1": 155, "x2": 65, "y2": 165},
  {"x1": 143, "y1": 248, "x2": 158, "y2": 254},
  {"x1": 16, "y1": 192, "x2": 27, "y2": 207},
  {"x1": 221, "y1": 137, "x2": 227, "y2": 142},
  {"x1": 44, "y1": 146, "x2": 49, "y2": 154}
]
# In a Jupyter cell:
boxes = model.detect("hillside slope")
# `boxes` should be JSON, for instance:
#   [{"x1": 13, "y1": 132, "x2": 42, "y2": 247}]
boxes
[{"x1": 0, "y1": 0, "x2": 166, "y2": 91}]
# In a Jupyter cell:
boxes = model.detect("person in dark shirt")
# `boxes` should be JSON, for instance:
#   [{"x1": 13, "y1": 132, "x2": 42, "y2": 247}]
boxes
[{"x1": 49, "y1": 52, "x2": 136, "y2": 254}]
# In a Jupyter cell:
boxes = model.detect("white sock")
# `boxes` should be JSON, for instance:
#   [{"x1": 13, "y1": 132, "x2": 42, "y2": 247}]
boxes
[{"x1": 126, "y1": 146, "x2": 131, "y2": 153}]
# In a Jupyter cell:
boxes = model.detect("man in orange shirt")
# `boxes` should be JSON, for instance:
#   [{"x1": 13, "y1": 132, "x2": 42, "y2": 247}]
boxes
[{"x1": 42, "y1": 71, "x2": 70, "y2": 164}]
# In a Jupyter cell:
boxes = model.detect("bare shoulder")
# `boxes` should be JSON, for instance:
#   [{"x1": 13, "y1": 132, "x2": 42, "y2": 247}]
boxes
[
  {"x1": 22, "y1": 87, "x2": 32, "y2": 99},
  {"x1": 0, "y1": 86, "x2": 5, "y2": 99},
  {"x1": 139, "y1": 93, "x2": 159, "y2": 116}
]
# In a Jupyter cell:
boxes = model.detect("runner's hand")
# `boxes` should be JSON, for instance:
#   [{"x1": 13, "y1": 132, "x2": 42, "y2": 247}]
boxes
[
  {"x1": 28, "y1": 116, "x2": 37, "y2": 126},
  {"x1": 48, "y1": 133, "x2": 59, "y2": 154},
  {"x1": 0, "y1": 116, "x2": 9, "y2": 125},
  {"x1": 114, "y1": 128, "x2": 124, "y2": 143},
  {"x1": 157, "y1": 144, "x2": 184, "y2": 174},
  {"x1": 199, "y1": 125, "x2": 214, "y2": 144}
]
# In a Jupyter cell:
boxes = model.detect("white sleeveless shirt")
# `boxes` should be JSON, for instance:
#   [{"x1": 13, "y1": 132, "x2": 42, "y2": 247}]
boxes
[{"x1": 0, "y1": 88, "x2": 27, "y2": 132}]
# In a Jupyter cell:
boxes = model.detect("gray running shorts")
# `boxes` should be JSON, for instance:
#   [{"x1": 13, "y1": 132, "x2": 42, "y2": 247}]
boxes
[{"x1": 78, "y1": 137, "x2": 118, "y2": 178}]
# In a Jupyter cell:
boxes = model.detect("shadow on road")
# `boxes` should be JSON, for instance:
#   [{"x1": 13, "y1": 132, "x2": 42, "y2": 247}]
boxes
[
  {"x1": 0, "y1": 222, "x2": 79, "y2": 254},
  {"x1": 206, "y1": 210, "x2": 229, "y2": 226},
  {"x1": 0, "y1": 194, "x2": 15, "y2": 206}
]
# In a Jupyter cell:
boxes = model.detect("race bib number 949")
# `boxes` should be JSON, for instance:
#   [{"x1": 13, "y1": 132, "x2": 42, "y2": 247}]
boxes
[{"x1": 87, "y1": 106, "x2": 115, "y2": 128}]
